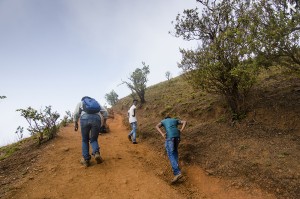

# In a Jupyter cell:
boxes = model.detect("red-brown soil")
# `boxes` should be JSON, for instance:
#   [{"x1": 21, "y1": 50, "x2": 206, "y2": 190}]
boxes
[{"x1": 0, "y1": 114, "x2": 275, "y2": 199}]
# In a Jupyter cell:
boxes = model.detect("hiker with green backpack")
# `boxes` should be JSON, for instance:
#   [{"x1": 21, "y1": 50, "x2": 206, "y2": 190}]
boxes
[{"x1": 73, "y1": 96, "x2": 104, "y2": 167}]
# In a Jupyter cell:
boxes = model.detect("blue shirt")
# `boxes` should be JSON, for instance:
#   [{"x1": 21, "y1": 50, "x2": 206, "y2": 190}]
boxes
[{"x1": 161, "y1": 118, "x2": 181, "y2": 138}]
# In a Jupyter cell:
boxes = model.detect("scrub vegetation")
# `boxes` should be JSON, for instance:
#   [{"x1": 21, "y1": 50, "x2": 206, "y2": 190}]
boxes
[{"x1": 114, "y1": 66, "x2": 300, "y2": 199}]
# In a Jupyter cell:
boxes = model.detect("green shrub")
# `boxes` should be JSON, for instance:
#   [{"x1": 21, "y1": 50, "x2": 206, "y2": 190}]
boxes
[{"x1": 17, "y1": 106, "x2": 60, "y2": 145}]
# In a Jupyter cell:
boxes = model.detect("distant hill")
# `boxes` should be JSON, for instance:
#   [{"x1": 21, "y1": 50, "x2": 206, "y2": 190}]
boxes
[{"x1": 113, "y1": 67, "x2": 300, "y2": 199}]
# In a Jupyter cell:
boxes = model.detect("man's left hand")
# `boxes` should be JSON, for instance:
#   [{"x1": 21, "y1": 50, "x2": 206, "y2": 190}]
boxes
[{"x1": 74, "y1": 122, "x2": 78, "y2": 131}]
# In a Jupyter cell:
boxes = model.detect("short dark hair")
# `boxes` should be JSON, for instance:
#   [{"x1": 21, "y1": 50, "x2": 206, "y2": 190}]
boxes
[{"x1": 133, "y1": 99, "x2": 138, "y2": 103}]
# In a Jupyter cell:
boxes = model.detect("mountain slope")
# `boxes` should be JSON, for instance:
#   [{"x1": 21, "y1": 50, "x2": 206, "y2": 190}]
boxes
[
  {"x1": 113, "y1": 68, "x2": 300, "y2": 199},
  {"x1": 0, "y1": 114, "x2": 275, "y2": 199}
]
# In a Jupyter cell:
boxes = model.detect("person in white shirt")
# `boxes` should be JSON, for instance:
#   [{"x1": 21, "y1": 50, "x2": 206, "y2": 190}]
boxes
[{"x1": 128, "y1": 99, "x2": 138, "y2": 144}]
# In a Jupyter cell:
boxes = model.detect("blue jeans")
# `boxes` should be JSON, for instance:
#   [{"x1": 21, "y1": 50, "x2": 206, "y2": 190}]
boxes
[
  {"x1": 165, "y1": 137, "x2": 181, "y2": 176},
  {"x1": 80, "y1": 114, "x2": 101, "y2": 160},
  {"x1": 128, "y1": 122, "x2": 137, "y2": 142}
]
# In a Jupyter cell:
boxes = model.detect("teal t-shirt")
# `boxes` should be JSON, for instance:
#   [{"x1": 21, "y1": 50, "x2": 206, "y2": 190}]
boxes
[{"x1": 161, "y1": 118, "x2": 181, "y2": 138}]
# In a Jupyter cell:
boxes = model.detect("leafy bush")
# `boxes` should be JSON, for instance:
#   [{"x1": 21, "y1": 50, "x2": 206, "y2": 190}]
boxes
[{"x1": 17, "y1": 106, "x2": 60, "y2": 145}]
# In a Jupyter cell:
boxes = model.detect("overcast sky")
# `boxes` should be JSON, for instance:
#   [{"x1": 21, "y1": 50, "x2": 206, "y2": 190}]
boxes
[{"x1": 0, "y1": 0, "x2": 199, "y2": 146}]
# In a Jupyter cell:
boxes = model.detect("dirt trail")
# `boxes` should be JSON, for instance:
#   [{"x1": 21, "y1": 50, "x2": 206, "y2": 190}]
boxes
[{"x1": 7, "y1": 114, "x2": 275, "y2": 199}]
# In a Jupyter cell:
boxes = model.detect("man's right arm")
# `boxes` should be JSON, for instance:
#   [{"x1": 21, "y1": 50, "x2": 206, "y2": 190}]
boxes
[
  {"x1": 73, "y1": 102, "x2": 81, "y2": 122},
  {"x1": 155, "y1": 122, "x2": 166, "y2": 139},
  {"x1": 73, "y1": 102, "x2": 81, "y2": 131}
]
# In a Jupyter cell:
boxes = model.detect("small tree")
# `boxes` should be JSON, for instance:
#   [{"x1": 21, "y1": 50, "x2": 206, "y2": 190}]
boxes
[
  {"x1": 17, "y1": 106, "x2": 60, "y2": 144},
  {"x1": 15, "y1": 126, "x2": 24, "y2": 141},
  {"x1": 65, "y1": 110, "x2": 73, "y2": 122},
  {"x1": 105, "y1": 90, "x2": 119, "y2": 106},
  {"x1": 121, "y1": 62, "x2": 150, "y2": 104},
  {"x1": 173, "y1": 0, "x2": 260, "y2": 119},
  {"x1": 165, "y1": 71, "x2": 172, "y2": 81}
]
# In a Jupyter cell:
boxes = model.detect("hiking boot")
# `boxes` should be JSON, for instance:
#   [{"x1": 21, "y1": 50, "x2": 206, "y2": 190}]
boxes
[
  {"x1": 94, "y1": 152, "x2": 103, "y2": 164},
  {"x1": 128, "y1": 135, "x2": 132, "y2": 142},
  {"x1": 80, "y1": 158, "x2": 90, "y2": 167},
  {"x1": 132, "y1": 141, "x2": 138, "y2": 144},
  {"x1": 171, "y1": 173, "x2": 183, "y2": 184}
]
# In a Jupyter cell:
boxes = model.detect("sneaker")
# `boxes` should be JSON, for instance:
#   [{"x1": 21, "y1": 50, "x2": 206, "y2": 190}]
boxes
[
  {"x1": 132, "y1": 141, "x2": 138, "y2": 144},
  {"x1": 171, "y1": 173, "x2": 183, "y2": 184},
  {"x1": 94, "y1": 152, "x2": 103, "y2": 164},
  {"x1": 80, "y1": 158, "x2": 90, "y2": 167},
  {"x1": 128, "y1": 135, "x2": 132, "y2": 142}
]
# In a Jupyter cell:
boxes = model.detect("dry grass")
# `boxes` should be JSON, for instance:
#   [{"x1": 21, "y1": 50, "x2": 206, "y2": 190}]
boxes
[{"x1": 114, "y1": 68, "x2": 300, "y2": 199}]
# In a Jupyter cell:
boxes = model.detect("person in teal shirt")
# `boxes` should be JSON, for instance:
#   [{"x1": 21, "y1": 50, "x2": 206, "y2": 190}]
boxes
[{"x1": 155, "y1": 116, "x2": 187, "y2": 184}]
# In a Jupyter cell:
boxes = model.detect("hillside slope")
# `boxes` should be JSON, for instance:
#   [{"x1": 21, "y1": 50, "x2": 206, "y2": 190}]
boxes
[
  {"x1": 0, "y1": 114, "x2": 276, "y2": 199},
  {"x1": 113, "y1": 68, "x2": 300, "y2": 199}
]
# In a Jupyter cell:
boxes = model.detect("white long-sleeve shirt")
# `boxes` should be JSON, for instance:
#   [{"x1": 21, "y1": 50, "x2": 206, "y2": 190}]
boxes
[{"x1": 73, "y1": 101, "x2": 104, "y2": 126}]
